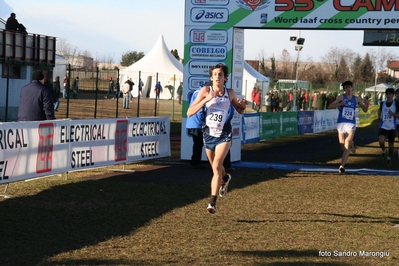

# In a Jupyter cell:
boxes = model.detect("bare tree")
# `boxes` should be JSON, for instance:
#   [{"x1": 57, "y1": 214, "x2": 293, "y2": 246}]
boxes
[
  {"x1": 57, "y1": 38, "x2": 79, "y2": 67},
  {"x1": 368, "y1": 47, "x2": 397, "y2": 73},
  {"x1": 81, "y1": 50, "x2": 93, "y2": 70},
  {"x1": 321, "y1": 47, "x2": 355, "y2": 82},
  {"x1": 278, "y1": 49, "x2": 293, "y2": 79}
]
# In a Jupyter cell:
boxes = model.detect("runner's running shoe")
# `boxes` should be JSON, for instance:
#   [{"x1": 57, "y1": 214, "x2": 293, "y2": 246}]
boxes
[
  {"x1": 382, "y1": 150, "x2": 387, "y2": 158},
  {"x1": 207, "y1": 204, "x2": 216, "y2": 214},
  {"x1": 387, "y1": 156, "x2": 391, "y2": 165},
  {"x1": 339, "y1": 165, "x2": 345, "y2": 174},
  {"x1": 219, "y1": 173, "x2": 231, "y2": 197}
]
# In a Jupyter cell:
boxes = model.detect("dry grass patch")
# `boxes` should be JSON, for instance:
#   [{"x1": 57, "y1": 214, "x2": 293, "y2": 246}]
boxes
[{"x1": 3, "y1": 169, "x2": 397, "y2": 265}]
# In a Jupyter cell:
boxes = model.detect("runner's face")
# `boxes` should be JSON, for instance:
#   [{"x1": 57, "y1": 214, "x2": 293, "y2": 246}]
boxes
[
  {"x1": 211, "y1": 68, "x2": 226, "y2": 86},
  {"x1": 344, "y1": 85, "x2": 353, "y2": 94}
]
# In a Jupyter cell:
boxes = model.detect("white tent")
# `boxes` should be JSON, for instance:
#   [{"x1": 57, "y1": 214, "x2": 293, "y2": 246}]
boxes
[
  {"x1": 365, "y1": 83, "x2": 394, "y2": 92},
  {"x1": 241, "y1": 61, "x2": 270, "y2": 104},
  {"x1": 120, "y1": 35, "x2": 183, "y2": 99}
]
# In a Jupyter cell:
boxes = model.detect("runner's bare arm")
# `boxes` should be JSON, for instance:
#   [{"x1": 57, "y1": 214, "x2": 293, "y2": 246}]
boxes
[
  {"x1": 228, "y1": 89, "x2": 246, "y2": 114},
  {"x1": 328, "y1": 94, "x2": 345, "y2": 109},
  {"x1": 357, "y1": 96, "x2": 369, "y2": 112},
  {"x1": 187, "y1": 86, "x2": 212, "y2": 117}
]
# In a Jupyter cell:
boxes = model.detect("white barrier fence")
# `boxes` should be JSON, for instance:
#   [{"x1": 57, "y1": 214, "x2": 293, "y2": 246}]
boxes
[{"x1": 0, "y1": 117, "x2": 171, "y2": 185}]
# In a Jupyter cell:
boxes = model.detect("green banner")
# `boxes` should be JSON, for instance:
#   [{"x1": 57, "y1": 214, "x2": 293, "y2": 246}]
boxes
[{"x1": 260, "y1": 111, "x2": 298, "y2": 140}]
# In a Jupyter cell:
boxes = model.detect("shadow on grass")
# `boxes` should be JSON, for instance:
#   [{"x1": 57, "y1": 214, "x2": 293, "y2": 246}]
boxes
[
  {"x1": 237, "y1": 212, "x2": 398, "y2": 224},
  {"x1": 0, "y1": 164, "x2": 291, "y2": 265}
]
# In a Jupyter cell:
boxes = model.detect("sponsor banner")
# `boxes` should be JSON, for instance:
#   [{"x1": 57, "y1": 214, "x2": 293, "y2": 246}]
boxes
[
  {"x1": 358, "y1": 105, "x2": 378, "y2": 127},
  {"x1": 241, "y1": 113, "x2": 260, "y2": 144},
  {"x1": 0, "y1": 121, "x2": 71, "y2": 184},
  {"x1": 190, "y1": 29, "x2": 228, "y2": 44},
  {"x1": 190, "y1": 45, "x2": 228, "y2": 60},
  {"x1": 260, "y1": 112, "x2": 281, "y2": 140},
  {"x1": 314, "y1": 110, "x2": 338, "y2": 133},
  {"x1": 65, "y1": 119, "x2": 116, "y2": 171},
  {"x1": 185, "y1": 1, "x2": 398, "y2": 29},
  {"x1": 0, "y1": 117, "x2": 171, "y2": 185},
  {"x1": 188, "y1": 76, "x2": 210, "y2": 91},
  {"x1": 127, "y1": 117, "x2": 171, "y2": 162},
  {"x1": 190, "y1": 7, "x2": 229, "y2": 23},
  {"x1": 281, "y1": 111, "x2": 299, "y2": 137},
  {"x1": 298, "y1": 111, "x2": 314, "y2": 134},
  {"x1": 188, "y1": 61, "x2": 217, "y2": 76}
]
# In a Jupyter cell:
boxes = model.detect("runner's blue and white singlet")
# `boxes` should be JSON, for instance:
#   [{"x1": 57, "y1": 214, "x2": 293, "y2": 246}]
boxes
[
  {"x1": 204, "y1": 86, "x2": 232, "y2": 137},
  {"x1": 380, "y1": 101, "x2": 397, "y2": 130},
  {"x1": 337, "y1": 94, "x2": 357, "y2": 124}
]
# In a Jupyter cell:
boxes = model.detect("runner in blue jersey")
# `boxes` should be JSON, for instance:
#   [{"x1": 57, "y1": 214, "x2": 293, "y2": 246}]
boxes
[
  {"x1": 328, "y1": 80, "x2": 369, "y2": 174},
  {"x1": 187, "y1": 63, "x2": 246, "y2": 214}
]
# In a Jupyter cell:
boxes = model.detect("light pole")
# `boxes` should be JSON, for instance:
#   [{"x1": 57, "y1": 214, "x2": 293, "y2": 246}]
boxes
[{"x1": 290, "y1": 31, "x2": 305, "y2": 110}]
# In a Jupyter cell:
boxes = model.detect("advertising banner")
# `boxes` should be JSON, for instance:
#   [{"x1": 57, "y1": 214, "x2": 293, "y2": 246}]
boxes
[
  {"x1": 260, "y1": 112, "x2": 281, "y2": 140},
  {"x1": 314, "y1": 109, "x2": 338, "y2": 133},
  {"x1": 281, "y1": 111, "x2": 299, "y2": 137},
  {"x1": 0, "y1": 117, "x2": 171, "y2": 185},
  {"x1": 241, "y1": 112, "x2": 260, "y2": 144},
  {"x1": 297, "y1": 111, "x2": 314, "y2": 134},
  {"x1": 185, "y1": 1, "x2": 398, "y2": 29},
  {"x1": 127, "y1": 117, "x2": 171, "y2": 162}
]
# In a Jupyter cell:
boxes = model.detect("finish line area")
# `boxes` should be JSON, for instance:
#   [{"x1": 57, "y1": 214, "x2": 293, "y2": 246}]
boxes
[{"x1": 233, "y1": 161, "x2": 399, "y2": 176}]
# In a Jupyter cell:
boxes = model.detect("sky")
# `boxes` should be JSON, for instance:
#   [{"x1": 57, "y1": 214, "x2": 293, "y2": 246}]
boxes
[{"x1": 1, "y1": 0, "x2": 398, "y2": 64}]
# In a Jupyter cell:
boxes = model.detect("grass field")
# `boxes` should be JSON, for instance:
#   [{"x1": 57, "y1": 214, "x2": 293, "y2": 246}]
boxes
[{"x1": 1, "y1": 122, "x2": 399, "y2": 265}]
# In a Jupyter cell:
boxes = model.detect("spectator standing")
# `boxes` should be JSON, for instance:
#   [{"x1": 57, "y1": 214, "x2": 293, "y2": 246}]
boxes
[
  {"x1": 328, "y1": 80, "x2": 369, "y2": 174},
  {"x1": 127, "y1": 78, "x2": 135, "y2": 103},
  {"x1": 177, "y1": 82, "x2": 183, "y2": 104},
  {"x1": 114, "y1": 80, "x2": 120, "y2": 99},
  {"x1": 52, "y1": 76, "x2": 61, "y2": 111},
  {"x1": 251, "y1": 87, "x2": 256, "y2": 110},
  {"x1": 154, "y1": 81, "x2": 162, "y2": 101},
  {"x1": 286, "y1": 90, "x2": 293, "y2": 111},
  {"x1": 18, "y1": 70, "x2": 55, "y2": 121},
  {"x1": 72, "y1": 77, "x2": 79, "y2": 99},
  {"x1": 254, "y1": 87, "x2": 261, "y2": 112},
  {"x1": 105, "y1": 77, "x2": 114, "y2": 99},
  {"x1": 121, "y1": 81, "x2": 130, "y2": 109},
  {"x1": 274, "y1": 93, "x2": 281, "y2": 112},
  {"x1": 138, "y1": 78, "x2": 144, "y2": 98},
  {"x1": 186, "y1": 88, "x2": 205, "y2": 169},
  {"x1": 298, "y1": 91, "x2": 305, "y2": 111},
  {"x1": 62, "y1": 75, "x2": 70, "y2": 98},
  {"x1": 265, "y1": 92, "x2": 271, "y2": 112},
  {"x1": 304, "y1": 90, "x2": 309, "y2": 110}
]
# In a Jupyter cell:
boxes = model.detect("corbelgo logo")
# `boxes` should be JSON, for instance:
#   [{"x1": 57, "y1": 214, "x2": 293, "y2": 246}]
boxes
[
  {"x1": 36, "y1": 123, "x2": 54, "y2": 174},
  {"x1": 115, "y1": 120, "x2": 128, "y2": 161},
  {"x1": 191, "y1": 8, "x2": 229, "y2": 23}
]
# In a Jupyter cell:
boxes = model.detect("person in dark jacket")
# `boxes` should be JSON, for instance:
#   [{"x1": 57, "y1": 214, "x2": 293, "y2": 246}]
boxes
[
  {"x1": 5, "y1": 13, "x2": 27, "y2": 33},
  {"x1": 52, "y1": 76, "x2": 61, "y2": 111},
  {"x1": 17, "y1": 70, "x2": 56, "y2": 121}
]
